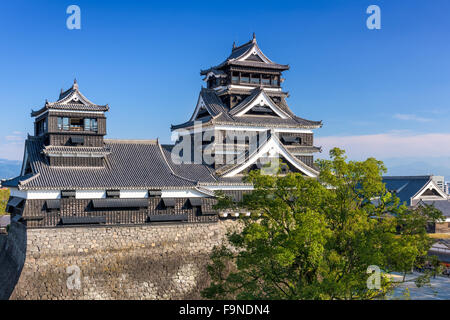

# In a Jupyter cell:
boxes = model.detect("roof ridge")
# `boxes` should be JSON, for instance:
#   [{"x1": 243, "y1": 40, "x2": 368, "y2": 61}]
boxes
[
  {"x1": 18, "y1": 172, "x2": 41, "y2": 189},
  {"x1": 230, "y1": 39, "x2": 254, "y2": 53},
  {"x1": 104, "y1": 139, "x2": 158, "y2": 144},
  {"x1": 383, "y1": 175, "x2": 432, "y2": 179},
  {"x1": 157, "y1": 141, "x2": 198, "y2": 184}
]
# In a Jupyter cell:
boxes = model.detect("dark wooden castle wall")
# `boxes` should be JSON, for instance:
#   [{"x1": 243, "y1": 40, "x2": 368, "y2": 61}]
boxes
[
  {"x1": 49, "y1": 134, "x2": 104, "y2": 147},
  {"x1": 279, "y1": 132, "x2": 313, "y2": 146},
  {"x1": 296, "y1": 155, "x2": 314, "y2": 168},
  {"x1": 47, "y1": 113, "x2": 107, "y2": 135},
  {"x1": 21, "y1": 197, "x2": 220, "y2": 228}
]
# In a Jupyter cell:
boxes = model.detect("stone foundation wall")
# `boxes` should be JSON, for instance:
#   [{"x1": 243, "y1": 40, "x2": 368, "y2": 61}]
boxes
[
  {"x1": 9, "y1": 220, "x2": 238, "y2": 300},
  {"x1": 0, "y1": 222, "x2": 27, "y2": 300}
]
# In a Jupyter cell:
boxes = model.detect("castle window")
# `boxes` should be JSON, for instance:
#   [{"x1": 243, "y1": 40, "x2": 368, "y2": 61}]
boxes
[
  {"x1": 232, "y1": 72, "x2": 239, "y2": 84},
  {"x1": 148, "y1": 190, "x2": 162, "y2": 197},
  {"x1": 241, "y1": 73, "x2": 250, "y2": 83},
  {"x1": 63, "y1": 117, "x2": 69, "y2": 130},
  {"x1": 61, "y1": 190, "x2": 76, "y2": 198},
  {"x1": 69, "y1": 118, "x2": 83, "y2": 131},
  {"x1": 58, "y1": 117, "x2": 97, "y2": 132},
  {"x1": 281, "y1": 135, "x2": 301, "y2": 145},
  {"x1": 58, "y1": 117, "x2": 70, "y2": 130},
  {"x1": 271, "y1": 76, "x2": 280, "y2": 86},
  {"x1": 250, "y1": 74, "x2": 260, "y2": 84},
  {"x1": 45, "y1": 200, "x2": 60, "y2": 212},
  {"x1": 84, "y1": 118, "x2": 98, "y2": 132},
  {"x1": 106, "y1": 190, "x2": 120, "y2": 198},
  {"x1": 262, "y1": 75, "x2": 270, "y2": 85}
]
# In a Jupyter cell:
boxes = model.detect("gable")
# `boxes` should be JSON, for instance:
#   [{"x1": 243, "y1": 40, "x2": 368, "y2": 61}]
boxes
[
  {"x1": 245, "y1": 54, "x2": 264, "y2": 62},
  {"x1": 67, "y1": 97, "x2": 84, "y2": 105},
  {"x1": 235, "y1": 43, "x2": 274, "y2": 64},
  {"x1": 422, "y1": 188, "x2": 441, "y2": 196},
  {"x1": 233, "y1": 91, "x2": 289, "y2": 119},
  {"x1": 413, "y1": 179, "x2": 448, "y2": 201},
  {"x1": 246, "y1": 105, "x2": 279, "y2": 116},
  {"x1": 196, "y1": 106, "x2": 211, "y2": 120},
  {"x1": 190, "y1": 96, "x2": 212, "y2": 121},
  {"x1": 222, "y1": 134, "x2": 318, "y2": 178},
  {"x1": 61, "y1": 91, "x2": 92, "y2": 105},
  {"x1": 51, "y1": 82, "x2": 99, "y2": 107}
]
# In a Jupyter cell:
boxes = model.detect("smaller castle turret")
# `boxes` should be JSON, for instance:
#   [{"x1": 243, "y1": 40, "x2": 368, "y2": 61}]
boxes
[{"x1": 30, "y1": 79, "x2": 110, "y2": 167}]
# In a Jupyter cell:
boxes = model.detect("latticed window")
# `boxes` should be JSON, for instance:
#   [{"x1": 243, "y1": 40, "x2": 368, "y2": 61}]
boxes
[
  {"x1": 250, "y1": 74, "x2": 260, "y2": 84},
  {"x1": 57, "y1": 117, "x2": 70, "y2": 130},
  {"x1": 231, "y1": 72, "x2": 239, "y2": 84},
  {"x1": 272, "y1": 76, "x2": 280, "y2": 86},
  {"x1": 84, "y1": 118, "x2": 98, "y2": 132}
]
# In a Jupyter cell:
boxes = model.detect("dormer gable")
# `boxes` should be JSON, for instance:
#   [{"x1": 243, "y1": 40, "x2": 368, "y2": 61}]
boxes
[
  {"x1": 233, "y1": 39, "x2": 274, "y2": 65},
  {"x1": 31, "y1": 79, "x2": 109, "y2": 118},
  {"x1": 412, "y1": 179, "x2": 448, "y2": 202},
  {"x1": 230, "y1": 89, "x2": 290, "y2": 119},
  {"x1": 217, "y1": 131, "x2": 319, "y2": 178},
  {"x1": 191, "y1": 96, "x2": 213, "y2": 121}
]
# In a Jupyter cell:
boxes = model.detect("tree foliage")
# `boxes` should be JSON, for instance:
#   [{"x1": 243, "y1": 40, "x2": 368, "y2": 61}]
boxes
[
  {"x1": 202, "y1": 148, "x2": 444, "y2": 300},
  {"x1": 0, "y1": 188, "x2": 9, "y2": 215}
]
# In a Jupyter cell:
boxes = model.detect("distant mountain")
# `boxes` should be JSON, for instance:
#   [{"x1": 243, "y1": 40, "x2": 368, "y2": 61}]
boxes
[{"x1": 0, "y1": 159, "x2": 21, "y2": 180}]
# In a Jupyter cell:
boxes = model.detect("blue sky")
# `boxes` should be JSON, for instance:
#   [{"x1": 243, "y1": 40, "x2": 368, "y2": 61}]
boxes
[{"x1": 0, "y1": 0, "x2": 449, "y2": 177}]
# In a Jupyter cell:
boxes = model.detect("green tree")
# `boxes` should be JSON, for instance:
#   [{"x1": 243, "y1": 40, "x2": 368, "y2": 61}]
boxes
[
  {"x1": 202, "y1": 148, "x2": 444, "y2": 300},
  {"x1": 0, "y1": 188, "x2": 10, "y2": 215}
]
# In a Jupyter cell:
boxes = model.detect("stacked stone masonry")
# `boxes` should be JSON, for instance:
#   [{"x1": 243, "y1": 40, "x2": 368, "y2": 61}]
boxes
[{"x1": 9, "y1": 220, "x2": 238, "y2": 300}]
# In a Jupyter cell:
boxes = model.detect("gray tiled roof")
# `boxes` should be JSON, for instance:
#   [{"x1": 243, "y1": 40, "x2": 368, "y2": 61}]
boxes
[
  {"x1": 2, "y1": 174, "x2": 34, "y2": 188},
  {"x1": 31, "y1": 104, "x2": 109, "y2": 117},
  {"x1": 382, "y1": 176, "x2": 432, "y2": 205},
  {"x1": 3, "y1": 137, "x2": 249, "y2": 190},
  {"x1": 7, "y1": 139, "x2": 197, "y2": 190},
  {"x1": 160, "y1": 145, "x2": 218, "y2": 184},
  {"x1": 420, "y1": 200, "x2": 450, "y2": 217},
  {"x1": 42, "y1": 145, "x2": 112, "y2": 155},
  {"x1": 171, "y1": 88, "x2": 322, "y2": 130},
  {"x1": 200, "y1": 38, "x2": 289, "y2": 74},
  {"x1": 285, "y1": 146, "x2": 322, "y2": 154},
  {"x1": 202, "y1": 69, "x2": 226, "y2": 78}
]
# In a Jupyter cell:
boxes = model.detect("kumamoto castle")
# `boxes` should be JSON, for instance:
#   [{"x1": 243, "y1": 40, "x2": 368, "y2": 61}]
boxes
[
  {"x1": 3, "y1": 34, "x2": 323, "y2": 228},
  {"x1": 1, "y1": 35, "x2": 449, "y2": 300}
]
